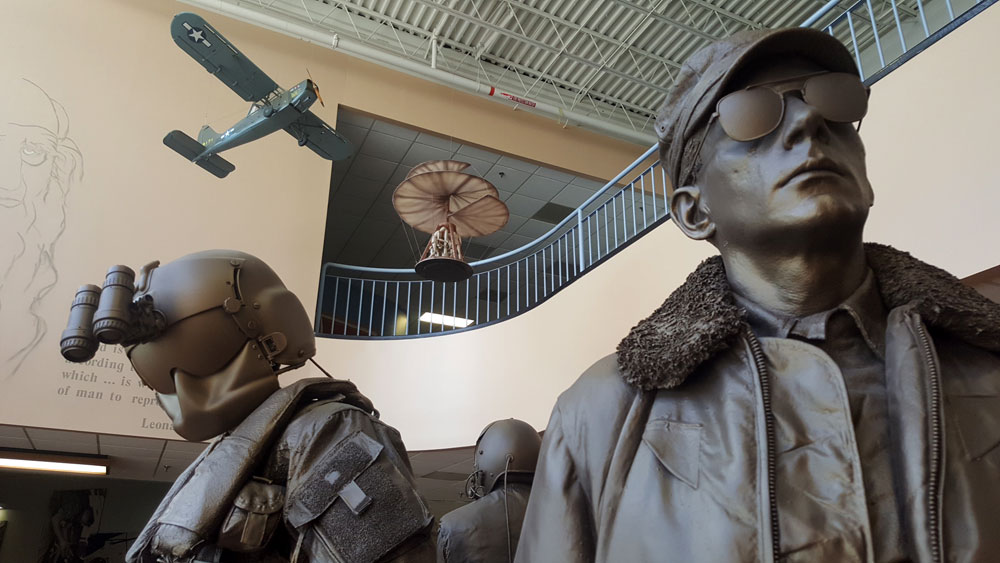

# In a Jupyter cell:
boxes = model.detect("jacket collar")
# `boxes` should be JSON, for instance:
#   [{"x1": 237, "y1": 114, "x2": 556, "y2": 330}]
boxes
[{"x1": 617, "y1": 243, "x2": 1000, "y2": 391}]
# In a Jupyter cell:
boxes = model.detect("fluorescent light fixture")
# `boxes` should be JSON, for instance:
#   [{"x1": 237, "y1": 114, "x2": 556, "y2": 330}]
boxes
[
  {"x1": 0, "y1": 449, "x2": 108, "y2": 476},
  {"x1": 418, "y1": 312, "x2": 474, "y2": 328}
]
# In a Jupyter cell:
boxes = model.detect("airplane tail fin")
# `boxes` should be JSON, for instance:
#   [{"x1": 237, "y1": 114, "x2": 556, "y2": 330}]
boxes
[
  {"x1": 163, "y1": 130, "x2": 235, "y2": 179},
  {"x1": 197, "y1": 125, "x2": 219, "y2": 144}
]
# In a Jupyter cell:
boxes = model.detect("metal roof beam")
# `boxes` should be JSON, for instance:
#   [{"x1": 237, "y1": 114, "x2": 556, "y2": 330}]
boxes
[
  {"x1": 675, "y1": 0, "x2": 763, "y2": 29},
  {"x1": 277, "y1": 0, "x2": 660, "y2": 116},
  {"x1": 405, "y1": 0, "x2": 673, "y2": 94},
  {"x1": 611, "y1": 0, "x2": 729, "y2": 41},
  {"x1": 495, "y1": 0, "x2": 687, "y2": 69}
]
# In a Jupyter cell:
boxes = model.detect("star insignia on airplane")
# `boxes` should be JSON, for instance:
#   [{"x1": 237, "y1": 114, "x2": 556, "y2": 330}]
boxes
[{"x1": 181, "y1": 21, "x2": 213, "y2": 47}]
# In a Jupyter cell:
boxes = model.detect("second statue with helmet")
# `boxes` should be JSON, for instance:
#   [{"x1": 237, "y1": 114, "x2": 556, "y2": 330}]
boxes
[
  {"x1": 61, "y1": 250, "x2": 436, "y2": 562},
  {"x1": 437, "y1": 419, "x2": 541, "y2": 563}
]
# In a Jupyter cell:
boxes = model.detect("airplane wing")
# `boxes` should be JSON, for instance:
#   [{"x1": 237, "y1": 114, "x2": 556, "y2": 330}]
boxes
[
  {"x1": 170, "y1": 12, "x2": 280, "y2": 102},
  {"x1": 285, "y1": 111, "x2": 354, "y2": 161}
]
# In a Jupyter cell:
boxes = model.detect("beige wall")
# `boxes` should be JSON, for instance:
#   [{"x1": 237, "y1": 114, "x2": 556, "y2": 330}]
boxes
[
  {"x1": 0, "y1": 0, "x2": 640, "y2": 439},
  {"x1": 0, "y1": 1, "x2": 997, "y2": 450}
]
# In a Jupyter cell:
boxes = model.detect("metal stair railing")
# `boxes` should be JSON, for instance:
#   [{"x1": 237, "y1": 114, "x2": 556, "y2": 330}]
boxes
[{"x1": 315, "y1": 0, "x2": 995, "y2": 339}]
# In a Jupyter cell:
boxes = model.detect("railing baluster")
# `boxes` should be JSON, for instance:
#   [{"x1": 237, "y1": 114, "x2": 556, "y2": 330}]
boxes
[
  {"x1": 846, "y1": 11, "x2": 865, "y2": 81},
  {"x1": 889, "y1": 0, "x2": 906, "y2": 52},
  {"x1": 476, "y1": 274, "x2": 481, "y2": 326},
  {"x1": 368, "y1": 279, "x2": 375, "y2": 336},
  {"x1": 516, "y1": 260, "x2": 521, "y2": 312},
  {"x1": 630, "y1": 183, "x2": 637, "y2": 239},
  {"x1": 465, "y1": 277, "x2": 470, "y2": 325},
  {"x1": 356, "y1": 280, "x2": 363, "y2": 336},
  {"x1": 506, "y1": 265, "x2": 511, "y2": 317},
  {"x1": 394, "y1": 282, "x2": 400, "y2": 336},
  {"x1": 641, "y1": 173, "x2": 649, "y2": 228},
  {"x1": 332, "y1": 277, "x2": 340, "y2": 336},
  {"x1": 864, "y1": 0, "x2": 886, "y2": 68},
  {"x1": 405, "y1": 281, "x2": 412, "y2": 335},
  {"x1": 417, "y1": 281, "x2": 423, "y2": 335},
  {"x1": 380, "y1": 281, "x2": 388, "y2": 336},
  {"x1": 915, "y1": 0, "x2": 930, "y2": 38},
  {"x1": 344, "y1": 279, "x2": 352, "y2": 336}
]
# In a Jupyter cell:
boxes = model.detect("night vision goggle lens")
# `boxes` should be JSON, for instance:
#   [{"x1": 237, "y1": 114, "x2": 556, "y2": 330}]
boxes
[{"x1": 716, "y1": 72, "x2": 868, "y2": 142}]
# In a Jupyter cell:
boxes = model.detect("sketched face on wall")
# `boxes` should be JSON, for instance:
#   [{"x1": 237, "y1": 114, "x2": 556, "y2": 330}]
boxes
[{"x1": 0, "y1": 79, "x2": 83, "y2": 377}]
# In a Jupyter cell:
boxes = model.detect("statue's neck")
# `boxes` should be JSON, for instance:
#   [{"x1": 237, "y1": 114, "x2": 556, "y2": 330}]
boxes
[{"x1": 721, "y1": 242, "x2": 868, "y2": 317}]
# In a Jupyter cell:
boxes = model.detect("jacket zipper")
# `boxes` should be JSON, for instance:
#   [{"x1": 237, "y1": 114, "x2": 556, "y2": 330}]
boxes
[
  {"x1": 914, "y1": 320, "x2": 943, "y2": 563},
  {"x1": 746, "y1": 331, "x2": 781, "y2": 561}
]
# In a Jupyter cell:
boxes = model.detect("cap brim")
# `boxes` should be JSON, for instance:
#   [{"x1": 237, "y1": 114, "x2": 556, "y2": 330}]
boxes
[{"x1": 716, "y1": 28, "x2": 859, "y2": 94}]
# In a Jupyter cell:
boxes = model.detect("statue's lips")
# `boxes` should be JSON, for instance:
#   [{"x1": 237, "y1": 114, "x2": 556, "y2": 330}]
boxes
[{"x1": 779, "y1": 157, "x2": 846, "y2": 187}]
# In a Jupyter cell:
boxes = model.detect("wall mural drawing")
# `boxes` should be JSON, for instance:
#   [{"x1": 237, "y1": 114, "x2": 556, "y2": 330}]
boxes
[{"x1": 1, "y1": 78, "x2": 83, "y2": 378}]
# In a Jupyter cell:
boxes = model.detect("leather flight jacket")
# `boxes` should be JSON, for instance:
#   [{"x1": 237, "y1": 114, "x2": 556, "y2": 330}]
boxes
[
  {"x1": 128, "y1": 378, "x2": 435, "y2": 563},
  {"x1": 437, "y1": 482, "x2": 532, "y2": 563},
  {"x1": 516, "y1": 244, "x2": 1000, "y2": 563}
]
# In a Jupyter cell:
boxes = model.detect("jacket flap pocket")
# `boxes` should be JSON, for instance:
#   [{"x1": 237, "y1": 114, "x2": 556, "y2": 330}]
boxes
[
  {"x1": 233, "y1": 480, "x2": 285, "y2": 515},
  {"x1": 286, "y1": 430, "x2": 384, "y2": 528},
  {"x1": 951, "y1": 396, "x2": 1000, "y2": 460},
  {"x1": 641, "y1": 419, "x2": 701, "y2": 489}
]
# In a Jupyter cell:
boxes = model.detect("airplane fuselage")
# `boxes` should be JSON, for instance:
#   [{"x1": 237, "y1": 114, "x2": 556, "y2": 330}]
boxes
[{"x1": 195, "y1": 79, "x2": 317, "y2": 160}]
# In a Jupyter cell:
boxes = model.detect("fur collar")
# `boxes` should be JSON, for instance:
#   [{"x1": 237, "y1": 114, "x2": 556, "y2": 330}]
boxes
[{"x1": 617, "y1": 243, "x2": 1000, "y2": 391}]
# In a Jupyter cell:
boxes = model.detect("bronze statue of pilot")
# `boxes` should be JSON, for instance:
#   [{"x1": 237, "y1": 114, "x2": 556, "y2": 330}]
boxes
[
  {"x1": 62, "y1": 250, "x2": 435, "y2": 563},
  {"x1": 437, "y1": 419, "x2": 541, "y2": 563},
  {"x1": 516, "y1": 28, "x2": 1000, "y2": 562}
]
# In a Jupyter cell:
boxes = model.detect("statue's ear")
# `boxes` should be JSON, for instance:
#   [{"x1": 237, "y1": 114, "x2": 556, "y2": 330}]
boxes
[{"x1": 669, "y1": 186, "x2": 715, "y2": 241}]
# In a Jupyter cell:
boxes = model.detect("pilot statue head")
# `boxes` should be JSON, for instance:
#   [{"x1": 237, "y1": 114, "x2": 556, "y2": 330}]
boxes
[
  {"x1": 465, "y1": 418, "x2": 541, "y2": 499},
  {"x1": 60, "y1": 250, "x2": 316, "y2": 441}
]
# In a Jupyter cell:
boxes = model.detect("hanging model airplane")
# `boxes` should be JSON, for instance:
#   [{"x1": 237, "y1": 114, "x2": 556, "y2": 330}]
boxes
[{"x1": 163, "y1": 12, "x2": 353, "y2": 178}]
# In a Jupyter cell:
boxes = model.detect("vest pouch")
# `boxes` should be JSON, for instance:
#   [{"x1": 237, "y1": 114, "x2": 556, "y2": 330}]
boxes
[
  {"x1": 217, "y1": 477, "x2": 285, "y2": 552},
  {"x1": 286, "y1": 430, "x2": 432, "y2": 563}
]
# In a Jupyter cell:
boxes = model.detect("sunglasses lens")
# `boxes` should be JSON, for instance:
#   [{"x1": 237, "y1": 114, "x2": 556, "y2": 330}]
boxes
[
  {"x1": 803, "y1": 72, "x2": 868, "y2": 123},
  {"x1": 717, "y1": 87, "x2": 784, "y2": 142}
]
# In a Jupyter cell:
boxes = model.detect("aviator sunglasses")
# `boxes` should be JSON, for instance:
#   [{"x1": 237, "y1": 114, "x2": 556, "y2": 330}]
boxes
[{"x1": 709, "y1": 71, "x2": 870, "y2": 142}]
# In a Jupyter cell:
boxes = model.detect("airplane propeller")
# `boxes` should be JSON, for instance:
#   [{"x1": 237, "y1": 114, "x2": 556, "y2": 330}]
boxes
[{"x1": 307, "y1": 68, "x2": 325, "y2": 107}]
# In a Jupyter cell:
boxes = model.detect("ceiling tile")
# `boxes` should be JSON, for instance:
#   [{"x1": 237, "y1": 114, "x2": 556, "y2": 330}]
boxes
[
  {"x1": 0, "y1": 425, "x2": 26, "y2": 438},
  {"x1": 100, "y1": 434, "x2": 165, "y2": 451},
  {"x1": 458, "y1": 156, "x2": 494, "y2": 177},
  {"x1": 535, "y1": 166, "x2": 576, "y2": 183},
  {"x1": 517, "y1": 175, "x2": 568, "y2": 200},
  {"x1": 470, "y1": 230, "x2": 509, "y2": 247},
  {"x1": 109, "y1": 456, "x2": 158, "y2": 480},
  {"x1": 330, "y1": 191, "x2": 375, "y2": 217},
  {"x1": 416, "y1": 131, "x2": 461, "y2": 152},
  {"x1": 483, "y1": 164, "x2": 530, "y2": 193},
  {"x1": 408, "y1": 448, "x2": 474, "y2": 477},
  {"x1": 372, "y1": 119, "x2": 420, "y2": 140},
  {"x1": 497, "y1": 155, "x2": 539, "y2": 173},
  {"x1": 338, "y1": 111, "x2": 374, "y2": 128},
  {"x1": 553, "y1": 184, "x2": 596, "y2": 208},
  {"x1": 337, "y1": 123, "x2": 370, "y2": 150},
  {"x1": 27, "y1": 437, "x2": 99, "y2": 455},
  {"x1": 338, "y1": 175, "x2": 385, "y2": 205},
  {"x1": 163, "y1": 440, "x2": 209, "y2": 456},
  {"x1": 401, "y1": 143, "x2": 453, "y2": 167},
  {"x1": 516, "y1": 219, "x2": 555, "y2": 238},
  {"x1": 500, "y1": 214, "x2": 528, "y2": 234},
  {"x1": 570, "y1": 176, "x2": 607, "y2": 190},
  {"x1": 360, "y1": 130, "x2": 414, "y2": 160},
  {"x1": 505, "y1": 193, "x2": 547, "y2": 217},
  {"x1": 349, "y1": 154, "x2": 398, "y2": 183},
  {"x1": 501, "y1": 233, "x2": 536, "y2": 250},
  {"x1": 457, "y1": 144, "x2": 501, "y2": 163},
  {"x1": 0, "y1": 436, "x2": 32, "y2": 449},
  {"x1": 368, "y1": 201, "x2": 403, "y2": 224}
]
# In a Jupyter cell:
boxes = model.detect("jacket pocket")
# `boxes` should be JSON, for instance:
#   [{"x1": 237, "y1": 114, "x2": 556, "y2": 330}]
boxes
[
  {"x1": 286, "y1": 430, "x2": 432, "y2": 563},
  {"x1": 950, "y1": 395, "x2": 1000, "y2": 461},
  {"x1": 217, "y1": 478, "x2": 285, "y2": 552},
  {"x1": 641, "y1": 419, "x2": 702, "y2": 489}
]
